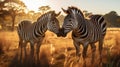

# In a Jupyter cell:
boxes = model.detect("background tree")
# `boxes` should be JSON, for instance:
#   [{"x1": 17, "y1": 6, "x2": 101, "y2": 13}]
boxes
[
  {"x1": 104, "y1": 11, "x2": 120, "y2": 27},
  {"x1": 0, "y1": 0, "x2": 26, "y2": 31},
  {"x1": 57, "y1": 15, "x2": 65, "y2": 26},
  {"x1": 0, "y1": 0, "x2": 10, "y2": 30},
  {"x1": 83, "y1": 10, "x2": 92, "y2": 18},
  {"x1": 6, "y1": 0, "x2": 26, "y2": 31},
  {"x1": 38, "y1": 5, "x2": 51, "y2": 14}
]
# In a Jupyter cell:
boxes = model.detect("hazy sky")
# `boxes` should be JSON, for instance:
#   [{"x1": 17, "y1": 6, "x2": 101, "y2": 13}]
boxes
[{"x1": 21, "y1": 0, "x2": 120, "y2": 15}]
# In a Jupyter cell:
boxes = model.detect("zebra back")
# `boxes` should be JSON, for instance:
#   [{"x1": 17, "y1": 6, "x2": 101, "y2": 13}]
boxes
[
  {"x1": 17, "y1": 20, "x2": 32, "y2": 40},
  {"x1": 89, "y1": 15, "x2": 107, "y2": 36},
  {"x1": 18, "y1": 20, "x2": 32, "y2": 31}
]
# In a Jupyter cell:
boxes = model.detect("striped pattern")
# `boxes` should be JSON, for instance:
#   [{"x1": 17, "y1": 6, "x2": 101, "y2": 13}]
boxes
[
  {"x1": 61, "y1": 6, "x2": 107, "y2": 66},
  {"x1": 17, "y1": 11, "x2": 60, "y2": 62},
  {"x1": 89, "y1": 15, "x2": 106, "y2": 36}
]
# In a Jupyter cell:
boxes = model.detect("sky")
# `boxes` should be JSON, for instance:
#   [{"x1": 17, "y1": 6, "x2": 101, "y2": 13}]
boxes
[{"x1": 21, "y1": 0, "x2": 120, "y2": 15}]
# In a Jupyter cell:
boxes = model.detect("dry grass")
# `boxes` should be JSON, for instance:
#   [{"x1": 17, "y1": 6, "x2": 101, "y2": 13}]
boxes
[
  {"x1": 0, "y1": 28, "x2": 120, "y2": 67},
  {"x1": 0, "y1": 31, "x2": 18, "y2": 53},
  {"x1": 0, "y1": 31, "x2": 18, "y2": 67}
]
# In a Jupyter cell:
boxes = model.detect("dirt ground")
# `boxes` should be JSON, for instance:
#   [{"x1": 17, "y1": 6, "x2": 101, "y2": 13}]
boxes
[{"x1": 0, "y1": 28, "x2": 120, "y2": 67}]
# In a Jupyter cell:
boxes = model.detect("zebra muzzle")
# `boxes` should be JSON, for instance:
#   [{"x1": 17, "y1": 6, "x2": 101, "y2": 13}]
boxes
[
  {"x1": 59, "y1": 28, "x2": 67, "y2": 37},
  {"x1": 56, "y1": 32, "x2": 62, "y2": 37}
]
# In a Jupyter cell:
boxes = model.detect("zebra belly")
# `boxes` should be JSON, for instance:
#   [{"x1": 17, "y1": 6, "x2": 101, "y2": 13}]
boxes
[
  {"x1": 72, "y1": 34, "x2": 100, "y2": 46},
  {"x1": 72, "y1": 36, "x2": 89, "y2": 44}
]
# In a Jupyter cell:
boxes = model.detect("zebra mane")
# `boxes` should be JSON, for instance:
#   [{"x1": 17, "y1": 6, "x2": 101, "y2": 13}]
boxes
[
  {"x1": 37, "y1": 11, "x2": 55, "y2": 21},
  {"x1": 67, "y1": 6, "x2": 84, "y2": 17}
]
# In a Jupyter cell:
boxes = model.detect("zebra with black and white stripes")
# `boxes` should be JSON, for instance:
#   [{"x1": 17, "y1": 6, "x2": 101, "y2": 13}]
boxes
[
  {"x1": 17, "y1": 11, "x2": 61, "y2": 62},
  {"x1": 61, "y1": 6, "x2": 107, "y2": 66}
]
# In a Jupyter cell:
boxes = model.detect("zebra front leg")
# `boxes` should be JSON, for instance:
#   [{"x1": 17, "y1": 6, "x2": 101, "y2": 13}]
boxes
[
  {"x1": 99, "y1": 39, "x2": 104, "y2": 65},
  {"x1": 73, "y1": 41, "x2": 80, "y2": 61},
  {"x1": 82, "y1": 44, "x2": 88, "y2": 67},
  {"x1": 90, "y1": 43, "x2": 96, "y2": 65}
]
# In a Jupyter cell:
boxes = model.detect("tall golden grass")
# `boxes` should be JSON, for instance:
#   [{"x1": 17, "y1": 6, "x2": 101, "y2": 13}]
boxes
[
  {"x1": 63, "y1": 29, "x2": 120, "y2": 67},
  {"x1": 0, "y1": 32, "x2": 15, "y2": 54},
  {"x1": 0, "y1": 28, "x2": 120, "y2": 67}
]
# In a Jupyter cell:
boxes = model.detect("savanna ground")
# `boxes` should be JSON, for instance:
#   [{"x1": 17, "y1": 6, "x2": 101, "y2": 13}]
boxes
[{"x1": 0, "y1": 28, "x2": 120, "y2": 67}]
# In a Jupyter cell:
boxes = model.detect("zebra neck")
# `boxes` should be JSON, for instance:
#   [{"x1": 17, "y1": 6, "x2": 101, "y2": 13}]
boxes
[
  {"x1": 38, "y1": 16, "x2": 49, "y2": 24},
  {"x1": 34, "y1": 18, "x2": 48, "y2": 37},
  {"x1": 76, "y1": 13, "x2": 85, "y2": 22},
  {"x1": 73, "y1": 22, "x2": 88, "y2": 38}
]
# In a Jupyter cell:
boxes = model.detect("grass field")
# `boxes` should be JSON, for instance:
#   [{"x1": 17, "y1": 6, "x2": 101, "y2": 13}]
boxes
[{"x1": 0, "y1": 28, "x2": 120, "y2": 67}]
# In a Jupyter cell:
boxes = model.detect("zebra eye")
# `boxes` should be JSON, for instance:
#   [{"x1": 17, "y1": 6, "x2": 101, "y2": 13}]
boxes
[
  {"x1": 52, "y1": 21, "x2": 55, "y2": 24},
  {"x1": 69, "y1": 19, "x2": 72, "y2": 21}
]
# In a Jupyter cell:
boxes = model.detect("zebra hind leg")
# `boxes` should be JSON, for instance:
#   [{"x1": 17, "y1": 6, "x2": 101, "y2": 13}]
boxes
[
  {"x1": 23, "y1": 42, "x2": 28, "y2": 61},
  {"x1": 90, "y1": 43, "x2": 96, "y2": 65},
  {"x1": 30, "y1": 42, "x2": 35, "y2": 64},
  {"x1": 36, "y1": 41, "x2": 42, "y2": 64},
  {"x1": 18, "y1": 39, "x2": 23, "y2": 63}
]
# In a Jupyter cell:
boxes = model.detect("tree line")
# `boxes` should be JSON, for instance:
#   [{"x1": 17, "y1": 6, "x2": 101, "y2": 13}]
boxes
[
  {"x1": 104, "y1": 11, "x2": 120, "y2": 27},
  {"x1": 0, "y1": 0, "x2": 120, "y2": 31},
  {"x1": 0, "y1": 0, "x2": 51, "y2": 31}
]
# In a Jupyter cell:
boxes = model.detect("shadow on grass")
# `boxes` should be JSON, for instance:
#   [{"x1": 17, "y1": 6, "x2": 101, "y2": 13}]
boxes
[{"x1": 9, "y1": 52, "x2": 50, "y2": 67}]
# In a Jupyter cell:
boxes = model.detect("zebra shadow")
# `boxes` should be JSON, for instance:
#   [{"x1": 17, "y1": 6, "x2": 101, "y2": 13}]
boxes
[{"x1": 8, "y1": 51, "x2": 51, "y2": 67}]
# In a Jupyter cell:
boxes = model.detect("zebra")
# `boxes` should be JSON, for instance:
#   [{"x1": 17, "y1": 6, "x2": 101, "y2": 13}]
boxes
[
  {"x1": 61, "y1": 6, "x2": 107, "y2": 66},
  {"x1": 17, "y1": 11, "x2": 61, "y2": 62}
]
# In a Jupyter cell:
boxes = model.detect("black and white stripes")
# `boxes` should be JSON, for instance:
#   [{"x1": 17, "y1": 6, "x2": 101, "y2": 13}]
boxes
[
  {"x1": 89, "y1": 15, "x2": 107, "y2": 36},
  {"x1": 17, "y1": 11, "x2": 61, "y2": 62},
  {"x1": 17, "y1": 6, "x2": 107, "y2": 66},
  {"x1": 61, "y1": 6, "x2": 107, "y2": 65}
]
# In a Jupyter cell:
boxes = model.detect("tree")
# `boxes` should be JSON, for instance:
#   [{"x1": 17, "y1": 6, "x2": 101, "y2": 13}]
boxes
[
  {"x1": 6, "y1": 0, "x2": 26, "y2": 31},
  {"x1": 38, "y1": 5, "x2": 51, "y2": 14},
  {"x1": 27, "y1": 10, "x2": 35, "y2": 21},
  {"x1": 57, "y1": 15, "x2": 65, "y2": 25},
  {"x1": 104, "y1": 11, "x2": 120, "y2": 27},
  {"x1": 83, "y1": 10, "x2": 92, "y2": 18},
  {"x1": 0, "y1": 0, "x2": 26, "y2": 31}
]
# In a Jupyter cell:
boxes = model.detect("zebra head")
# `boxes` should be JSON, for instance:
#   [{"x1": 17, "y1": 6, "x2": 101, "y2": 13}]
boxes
[
  {"x1": 47, "y1": 11, "x2": 61, "y2": 37},
  {"x1": 61, "y1": 6, "x2": 84, "y2": 37}
]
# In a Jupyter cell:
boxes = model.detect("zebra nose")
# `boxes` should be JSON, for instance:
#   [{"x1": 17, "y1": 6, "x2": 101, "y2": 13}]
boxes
[
  {"x1": 61, "y1": 33, "x2": 67, "y2": 37},
  {"x1": 59, "y1": 28, "x2": 67, "y2": 37},
  {"x1": 56, "y1": 29, "x2": 63, "y2": 37},
  {"x1": 57, "y1": 32, "x2": 61, "y2": 37}
]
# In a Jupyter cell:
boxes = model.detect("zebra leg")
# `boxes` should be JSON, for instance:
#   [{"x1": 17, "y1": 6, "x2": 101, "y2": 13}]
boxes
[
  {"x1": 73, "y1": 41, "x2": 80, "y2": 61},
  {"x1": 23, "y1": 42, "x2": 27, "y2": 60},
  {"x1": 90, "y1": 43, "x2": 96, "y2": 65},
  {"x1": 99, "y1": 39, "x2": 104, "y2": 65},
  {"x1": 82, "y1": 44, "x2": 89, "y2": 67},
  {"x1": 30, "y1": 42, "x2": 34, "y2": 62},
  {"x1": 36, "y1": 41, "x2": 42, "y2": 63},
  {"x1": 18, "y1": 39, "x2": 23, "y2": 62}
]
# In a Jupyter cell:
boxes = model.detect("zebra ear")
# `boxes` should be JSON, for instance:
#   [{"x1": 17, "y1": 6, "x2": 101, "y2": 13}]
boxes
[
  {"x1": 55, "y1": 12, "x2": 61, "y2": 17},
  {"x1": 62, "y1": 8, "x2": 68, "y2": 14}
]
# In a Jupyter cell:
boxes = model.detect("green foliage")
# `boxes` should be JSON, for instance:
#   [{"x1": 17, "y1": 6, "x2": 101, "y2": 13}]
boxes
[
  {"x1": 104, "y1": 11, "x2": 120, "y2": 27},
  {"x1": 83, "y1": 10, "x2": 120, "y2": 27}
]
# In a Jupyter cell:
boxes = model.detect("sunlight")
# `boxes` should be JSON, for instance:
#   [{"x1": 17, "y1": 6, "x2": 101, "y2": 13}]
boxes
[{"x1": 21, "y1": 0, "x2": 49, "y2": 12}]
